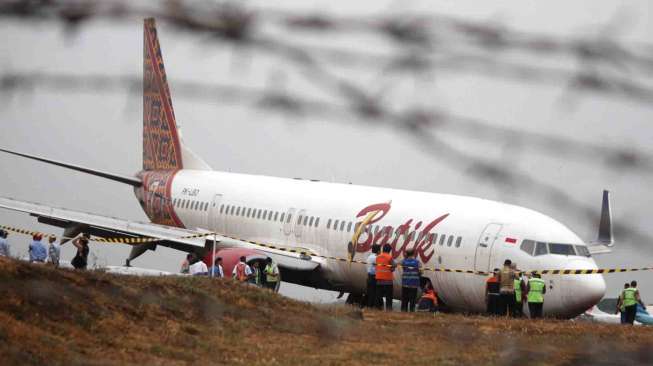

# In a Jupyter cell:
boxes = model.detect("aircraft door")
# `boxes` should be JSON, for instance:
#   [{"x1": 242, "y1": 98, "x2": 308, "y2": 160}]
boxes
[
  {"x1": 208, "y1": 194, "x2": 224, "y2": 234},
  {"x1": 294, "y1": 209, "x2": 307, "y2": 239},
  {"x1": 283, "y1": 208, "x2": 296, "y2": 236},
  {"x1": 474, "y1": 223, "x2": 503, "y2": 273}
]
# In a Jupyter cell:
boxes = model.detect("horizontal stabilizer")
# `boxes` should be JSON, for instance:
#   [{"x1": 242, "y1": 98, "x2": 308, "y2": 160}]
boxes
[{"x1": 0, "y1": 147, "x2": 141, "y2": 187}]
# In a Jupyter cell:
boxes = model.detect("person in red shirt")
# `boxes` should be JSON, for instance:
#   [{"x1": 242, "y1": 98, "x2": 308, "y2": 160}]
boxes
[{"x1": 485, "y1": 268, "x2": 501, "y2": 315}]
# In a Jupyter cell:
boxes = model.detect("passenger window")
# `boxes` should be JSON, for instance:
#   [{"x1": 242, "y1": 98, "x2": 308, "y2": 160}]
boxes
[
  {"x1": 520, "y1": 240, "x2": 535, "y2": 256},
  {"x1": 309, "y1": 217, "x2": 314, "y2": 226},
  {"x1": 417, "y1": 231, "x2": 425, "y2": 243},
  {"x1": 286, "y1": 214, "x2": 291, "y2": 223},
  {"x1": 315, "y1": 217, "x2": 320, "y2": 227},
  {"x1": 274, "y1": 212, "x2": 279, "y2": 221},
  {"x1": 347, "y1": 222, "x2": 352, "y2": 232},
  {"x1": 297, "y1": 215, "x2": 303, "y2": 225},
  {"x1": 354, "y1": 222, "x2": 361, "y2": 232},
  {"x1": 447, "y1": 236, "x2": 453, "y2": 247},
  {"x1": 431, "y1": 233, "x2": 438, "y2": 244},
  {"x1": 220, "y1": 204, "x2": 224, "y2": 214},
  {"x1": 340, "y1": 221, "x2": 345, "y2": 231},
  {"x1": 303, "y1": 216, "x2": 309, "y2": 226},
  {"x1": 534, "y1": 242, "x2": 548, "y2": 256},
  {"x1": 439, "y1": 235, "x2": 446, "y2": 246},
  {"x1": 263, "y1": 210, "x2": 268, "y2": 219},
  {"x1": 334, "y1": 220, "x2": 339, "y2": 230},
  {"x1": 230, "y1": 206, "x2": 235, "y2": 215},
  {"x1": 236, "y1": 207, "x2": 241, "y2": 216},
  {"x1": 257, "y1": 210, "x2": 262, "y2": 219},
  {"x1": 455, "y1": 237, "x2": 462, "y2": 248},
  {"x1": 280, "y1": 213, "x2": 285, "y2": 222},
  {"x1": 327, "y1": 219, "x2": 331, "y2": 229}
]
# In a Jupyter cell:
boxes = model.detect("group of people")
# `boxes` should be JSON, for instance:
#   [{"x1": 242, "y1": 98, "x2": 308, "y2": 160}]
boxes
[
  {"x1": 616, "y1": 281, "x2": 646, "y2": 325},
  {"x1": 485, "y1": 259, "x2": 546, "y2": 318},
  {"x1": 180, "y1": 254, "x2": 281, "y2": 291},
  {"x1": 0, "y1": 230, "x2": 90, "y2": 270},
  {"x1": 365, "y1": 244, "x2": 439, "y2": 313}
]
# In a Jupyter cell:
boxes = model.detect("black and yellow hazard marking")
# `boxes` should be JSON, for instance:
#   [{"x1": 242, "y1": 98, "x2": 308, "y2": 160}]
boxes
[
  {"x1": 0, "y1": 225, "x2": 213, "y2": 245},
  {"x1": 2, "y1": 224, "x2": 651, "y2": 276}
]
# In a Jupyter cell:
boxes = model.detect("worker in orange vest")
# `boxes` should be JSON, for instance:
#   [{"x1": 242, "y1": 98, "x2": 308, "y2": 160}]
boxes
[{"x1": 375, "y1": 244, "x2": 397, "y2": 311}]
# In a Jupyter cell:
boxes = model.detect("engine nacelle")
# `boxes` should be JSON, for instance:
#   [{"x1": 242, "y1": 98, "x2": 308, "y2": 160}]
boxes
[{"x1": 202, "y1": 247, "x2": 268, "y2": 279}]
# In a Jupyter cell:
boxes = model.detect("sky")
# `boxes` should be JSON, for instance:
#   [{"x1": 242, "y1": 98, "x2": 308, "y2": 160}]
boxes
[{"x1": 0, "y1": 0, "x2": 652, "y2": 302}]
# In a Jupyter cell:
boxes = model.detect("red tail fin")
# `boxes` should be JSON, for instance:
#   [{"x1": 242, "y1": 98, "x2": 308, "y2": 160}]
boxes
[{"x1": 143, "y1": 18, "x2": 183, "y2": 171}]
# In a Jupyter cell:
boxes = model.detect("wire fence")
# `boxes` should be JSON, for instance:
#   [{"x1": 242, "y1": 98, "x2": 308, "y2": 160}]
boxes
[{"x1": 0, "y1": 0, "x2": 651, "y2": 248}]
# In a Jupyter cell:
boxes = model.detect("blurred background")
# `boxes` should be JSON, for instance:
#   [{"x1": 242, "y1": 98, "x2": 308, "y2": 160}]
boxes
[{"x1": 0, "y1": 0, "x2": 651, "y2": 302}]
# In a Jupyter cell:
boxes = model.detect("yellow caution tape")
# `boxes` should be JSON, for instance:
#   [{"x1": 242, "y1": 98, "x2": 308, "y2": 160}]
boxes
[
  {"x1": 0, "y1": 225, "x2": 213, "y2": 245},
  {"x1": 2, "y1": 224, "x2": 651, "y2": 276}
]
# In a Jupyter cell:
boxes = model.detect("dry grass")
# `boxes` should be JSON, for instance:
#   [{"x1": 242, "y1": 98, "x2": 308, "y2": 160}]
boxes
[{"x1": 0, "y1": 257, "x2": 652, "y2": 366}]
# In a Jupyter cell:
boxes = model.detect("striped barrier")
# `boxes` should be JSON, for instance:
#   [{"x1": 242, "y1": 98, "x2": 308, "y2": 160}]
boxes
[{"x1": 2, "y1": 224, "x2": 651, "y2": 276}]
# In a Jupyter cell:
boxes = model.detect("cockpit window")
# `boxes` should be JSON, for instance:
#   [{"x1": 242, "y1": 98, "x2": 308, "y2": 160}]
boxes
[
  {"x1": 534, "y1": 241, "x2": 548, "y2": 256},
  {"x1": 548, "y1": 243, "x2": 576, "y2": 255},
  {"x1": 575, "y1": 245, "x2": 591, "y2": 257},
  {"x1": 520, "y1": 240, "x2": 535, "y2": 256}
]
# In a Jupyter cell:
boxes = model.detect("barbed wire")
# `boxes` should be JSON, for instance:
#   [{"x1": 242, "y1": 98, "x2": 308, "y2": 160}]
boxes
[
  {"x1": 1, "y1": 1, "x2": 652, "y2": 104},
  {"x1": 0, "y1": 0, "x2": 651, "y2": 248}
]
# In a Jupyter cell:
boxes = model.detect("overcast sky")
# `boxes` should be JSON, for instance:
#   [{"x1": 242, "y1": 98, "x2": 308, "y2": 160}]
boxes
[{"x1": 1, "y1": 0, "x2": 652, "y2": 302}]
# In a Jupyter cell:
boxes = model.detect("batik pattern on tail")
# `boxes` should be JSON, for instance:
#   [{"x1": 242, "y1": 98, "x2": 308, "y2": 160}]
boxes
[
  {"x1": 138, "y1": 170, "x2": 184, "y2": 227},
  {"x1": 143, "y1": 18, "x2": 183, "y2": 171}
]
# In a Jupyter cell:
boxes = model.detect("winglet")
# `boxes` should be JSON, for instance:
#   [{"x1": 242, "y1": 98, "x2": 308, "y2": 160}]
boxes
[{"x1": 597, "y1": 189, "x2": 613, "y2": 246}]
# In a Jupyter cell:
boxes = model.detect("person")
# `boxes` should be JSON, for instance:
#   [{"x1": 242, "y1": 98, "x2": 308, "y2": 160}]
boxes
[
  {"x1": 527, "y1": 273, "x2": 546, "y2": 319},
  {"x1": 71, "y1": 234, "x2": 90, "y2": 270},
  {"x1": 497, "y1": 259, "x2": 517, "y2": 316},
  {"x1": 485, "y1": 269, "x2": 500, "y2": 315},
  {"x1": 264, "y1": 257, "x2": 280, "y2": 291},
  {"x1": 0, "y1": 230, "x2": 10, "y2": 257},
  {"x1": 28, "y1": 234, "x2": 47, "y2": 263},
  {"x1": 616, "y1": 283, "x2": 630, "y2": 324},
  {"x1": 180, "y1": 253, "x2": 192, "y2": 274},
  {"x1": 400, "y1": 249, "x2": 422, "y2": 312},
  {"x1": 209, "y1": 257, "x2": 224, "y2": 278},
  {"x1": 232, "y1": 256, "x2": 253, "y2": 282},
  {"x1": 621, "y1": 280, "x2": 645, "y2": 325},
  {"x1": 375, "y1": 244, "x2": 397, "y2": 311},
  {"x1": 189, "y1": 254, "x2": 208, "y2": 276},
  {"x1": 249, "y1": 261, "x2": 262, "y2": 286},
  {"x1": 417, "y1": 280, "x2": 438, "y2": 313},
  {"x1": 513, "y1": 269, "x2": 527, "y2": 317},
  {"x1": 366, "y1": 244, "x2": 381, "y2": 308},
  {"x1": 47, "y1": 236, "x2": 61, "y2": 267}
]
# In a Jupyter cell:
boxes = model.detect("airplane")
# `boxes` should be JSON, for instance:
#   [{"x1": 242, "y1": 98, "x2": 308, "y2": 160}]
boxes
[{"x1": 0, "y1": 18, "x2": 613, "y2": 318}]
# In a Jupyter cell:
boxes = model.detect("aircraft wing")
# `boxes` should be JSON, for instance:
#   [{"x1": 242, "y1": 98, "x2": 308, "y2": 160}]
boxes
[{"x1": 0, "y1": 196, "x2": 321, "y2": 271}]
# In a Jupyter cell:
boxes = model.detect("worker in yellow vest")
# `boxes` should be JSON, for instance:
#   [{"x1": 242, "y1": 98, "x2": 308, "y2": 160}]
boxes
[
  {"x1": 264, "y1": 258, "x2": 280, "y2": 292},
  {"x1": 513, "y1": 274, "x2": 526, "y2": 318},
  {"x1": 621, "y1": 280, "x2": 645, "y2": 325},
  {"x1": 526, "y1": 273, "x2": 546, "y2": 319}
]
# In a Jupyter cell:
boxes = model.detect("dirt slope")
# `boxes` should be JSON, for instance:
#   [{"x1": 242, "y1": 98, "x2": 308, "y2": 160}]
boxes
[{"x1": 1, "y1": 257, "x2": 652, "y2": 366}]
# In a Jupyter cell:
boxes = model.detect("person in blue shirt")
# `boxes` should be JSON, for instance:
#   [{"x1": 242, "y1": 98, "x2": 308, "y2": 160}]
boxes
[
  {"x1": 209, "y1": 257, "x2": 224, "y2": 278},
  {"x1": 401, "y1": 249, "x2": 422, "y2": 312},
  {"x1": 366, "y1": 244, "x2": 381, "y2": 308},
  {"x1": 0, "y1": 230, "x2": 10, "y2": 257},
  {"x1": 28, "y1": 234, "x2": 47, "y2": 263}
]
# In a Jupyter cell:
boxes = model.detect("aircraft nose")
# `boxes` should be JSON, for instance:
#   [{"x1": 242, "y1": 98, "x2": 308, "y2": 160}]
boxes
[{"x1": 563, "y1": 261, "x2": 606, "y2": 316}]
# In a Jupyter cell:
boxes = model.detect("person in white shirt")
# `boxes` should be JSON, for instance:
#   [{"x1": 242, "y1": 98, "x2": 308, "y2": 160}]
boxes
[
  {"x1": 366, "y1": 244, "x2": 381, "y2": 308},
  {"x1": 0, "y1": 230, "x2": 10, "y2": 257},
  {"x1": 48, "y1": 236, "x2": 61, "y2": 267},
  {"x1": 189, "y1": 254, "x2": 208, "y2": 276},
  {"x1": 232, "y1": 256, "x2": 253, "y2": 282}
]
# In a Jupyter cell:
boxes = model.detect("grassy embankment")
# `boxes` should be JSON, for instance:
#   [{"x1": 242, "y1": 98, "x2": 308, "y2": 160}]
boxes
[{"x1": 0, "y1": 257, "x2": 652, "y2": 365}]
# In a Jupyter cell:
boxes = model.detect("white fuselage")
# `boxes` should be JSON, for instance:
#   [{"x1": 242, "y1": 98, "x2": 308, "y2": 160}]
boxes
[{"x1": 163, "y1": 169, "x2": 605, "y2": 317}]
